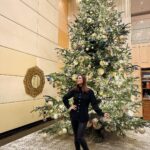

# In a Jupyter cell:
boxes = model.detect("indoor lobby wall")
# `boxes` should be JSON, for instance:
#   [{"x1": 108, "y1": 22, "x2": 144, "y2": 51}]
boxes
[
  {"x1": 132, "y1": 13, "x2": 150, "y2": 117},
  {"x1": 0, "y1": 0, "x2": 67, "y2": 133}
]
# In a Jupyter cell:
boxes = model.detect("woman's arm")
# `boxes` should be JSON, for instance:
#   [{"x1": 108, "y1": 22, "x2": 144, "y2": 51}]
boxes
[
  {"x1": 90, "y1": 90, "x2": 104, "y2": 117},
  {"x1": 63, "y1": 89, "x2": 74, "y2": 109}
]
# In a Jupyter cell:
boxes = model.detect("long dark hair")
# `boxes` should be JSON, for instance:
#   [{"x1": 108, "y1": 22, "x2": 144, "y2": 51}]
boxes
[{"x1": 74, "y1": 74, "x2": 90, "y2": 93}]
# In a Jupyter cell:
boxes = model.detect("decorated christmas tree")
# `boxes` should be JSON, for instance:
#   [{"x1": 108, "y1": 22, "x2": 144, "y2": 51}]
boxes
[{"x1": 33, "y1": 0, "x2": 149, "y2": 138}]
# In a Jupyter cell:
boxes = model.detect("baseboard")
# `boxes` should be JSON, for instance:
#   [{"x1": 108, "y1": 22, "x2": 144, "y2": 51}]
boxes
[{"x1": 0, "y1": 117, "x2": 52, "y2": 139}]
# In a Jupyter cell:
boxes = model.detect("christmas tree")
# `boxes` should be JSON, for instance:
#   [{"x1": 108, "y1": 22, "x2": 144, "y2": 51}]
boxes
[{"x1": 33, "y1": 0, "x2": 149, "y2": 137}]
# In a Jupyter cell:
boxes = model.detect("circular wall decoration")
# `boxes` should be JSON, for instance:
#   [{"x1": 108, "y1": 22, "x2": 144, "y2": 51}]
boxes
[{"x1": 24, "y1": 66, "x2": 45, "y2": 97}]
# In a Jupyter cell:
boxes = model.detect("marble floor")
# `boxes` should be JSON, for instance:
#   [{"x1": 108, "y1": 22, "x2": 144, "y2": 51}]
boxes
[{"x1": 0, "y1": 127, "x2": 150, "y2": 150}]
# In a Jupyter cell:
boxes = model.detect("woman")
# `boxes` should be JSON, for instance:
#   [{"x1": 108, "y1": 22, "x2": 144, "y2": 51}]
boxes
[{"x1": 63, "y1": 74, "x2": 109, "y2": 150}]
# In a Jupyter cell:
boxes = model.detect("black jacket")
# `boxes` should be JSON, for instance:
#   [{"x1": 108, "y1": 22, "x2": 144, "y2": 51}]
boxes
[{"x1": 63, "y1": 86, "x2": 104, "y2": 122}]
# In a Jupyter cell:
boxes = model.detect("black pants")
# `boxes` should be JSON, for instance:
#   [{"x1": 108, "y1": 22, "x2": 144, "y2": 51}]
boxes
[{"x1": 71, "y1": 119, "x2": 89, "y2": 150}]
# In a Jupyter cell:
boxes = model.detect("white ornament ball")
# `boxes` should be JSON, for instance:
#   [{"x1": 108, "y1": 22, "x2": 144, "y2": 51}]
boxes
[
  {"x1": 53, "y1": 114, "x2": 58, "y2": 119},
  {"x1": 62, "y1": 128, "x2": 67, "y2": 134},
  {"x1": 138, "y1": 128, "x2": 145, "y2": 134},
  {"x1": 100, "y1": 60, "x2": 104, "y2": 66},
  {"x1": 73, "y1": 60, "x2": 78, "y2": 66},
  {"x1": 73, "y1": 43, "x2": 77, "y2": 49},
  {"x1": 59, "y1": 105, "x2": 64, "y2": 109},
  {"x1": 98, "y1": 91, "x2": 103, "y2": 96},
  {"x1": 41, "y1": 133, "x2": 47, "y2": 138},
  {"x1": 127, "y1": 110, "x2": 134, "y2": 117},
  {"x1": 50, "y1": 109, "x2": 53, "y2": 113},
  {"x1": 131, "y1": 126, "x2": 135, "y2": 130},
  {"x1": 86, "y1": 47, "x2": 89, "y2": 51},
  {"x1": 92, "y1": 33, "x2": 97, "y2": 37},
  {"x1": 82, "y1": 32, "x2": 85, "y2": 35},
  {"x1": 131, "y1": 95, "x2": 136, "y2": 101},
  {"x1": 47, "y1": 101, "x2": 53, "y2": 106},
  {"x1": 87, "y1": 18, "x2": 92, "y2": 23}
]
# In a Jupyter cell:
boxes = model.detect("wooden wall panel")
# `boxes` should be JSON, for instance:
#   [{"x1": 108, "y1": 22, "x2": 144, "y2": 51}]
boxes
[
  {"x1": 38, "y1": 15, "x2": 58, "y2": 43},
  {"x1": 131, "y1": 45, "x2": 140, "y2": 65},
  {"x1": 0, "y1": 99, "x2": 45, "y2": 133},
  {"x1": 0, "y1": 47, "x2": 36, "y2": 76},
  {"x1": 38, "y1": 0, "x2": 58, "y2": 27},
  {"x1": 37, "y1": 36, "x2": 58, "y2": 61},
  {"x1": 0, "y1": 76, "x2": 54, "y2": 104},
  {"x1": 47, "y1": 0, "x2": 59, "y2": 10},
  {"x1": 140, "y1": 46, "x2": 149, "y2": 63},
  {"x1": 0, "y1": 0, "x2": 38, "y2": 32},
  {"x1": 132, "y1": 43, "x2": 150, "y2": 67},
  {"x1": 20, "y1": 0, "x2": 39, "y2": 10},
  {"x1": 58, "y1": 0, "x2": 69, "y2": 48},
  {"x1": 36, "y1": 58, "x2": 62, "y2": 75},
  {"x1": 0, "y1": 15, "x2": 37, "y2": 56},
  {"x1": 132, "y1": 43, "x2": 150, "y2": 118},
  {"x1": 0, "y1": 0, "x2": 60, "y2": 133}
]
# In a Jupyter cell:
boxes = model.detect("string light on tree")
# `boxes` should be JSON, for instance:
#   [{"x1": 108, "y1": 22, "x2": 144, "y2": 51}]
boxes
[{"x1": 33, "y1": 0, "x2": 150, "y2": 138}]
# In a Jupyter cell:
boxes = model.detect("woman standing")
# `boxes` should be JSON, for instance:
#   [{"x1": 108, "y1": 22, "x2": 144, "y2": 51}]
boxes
[{"x1": 63, "y1": 74, "x2": 109, "y2": 150}]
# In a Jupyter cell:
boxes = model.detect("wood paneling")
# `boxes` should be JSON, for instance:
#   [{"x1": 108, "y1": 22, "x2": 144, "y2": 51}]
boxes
[
  {"x1": 58, "y1": 0, "x2": 69, "y2": 48},
  {"x1": 132, "y1": 43, "x2": 150, "y2": 66},
  {"x1": 132, "y1": 45, "x2": 140, "y2": 65},
  {"x1": 0, "y1": 99, "x2": 45, "y2": 133},
  {"x1": 0, "y1": 0, "x2": 38, "y2": 32},
  {"x1": 0, "y1": 14, "x2": 58, "y2": 62},
  {"x1": 20, "y1": 0, "x2": 39, "y2": 10},
  {"x1": 38, "y1": 0, "x2": 58, "y2": 27},
  {"x1": 143, "y1": 100, "x2": 150, "y2": 120},
  {"x1": 36, "y1": 58, "x2": 62, "y2": 75},
  {"x1": 132, "y1": 43, "x2": 150, "y2": 118},
  {"x1": 0, "y1": 0, "x2": 59, "y2": 133},
  {"x1": 140, "y1": 45, "x2": 149, "y2": 63},
  {"x1": 0, "y1": 46, "x2": 36, "y2": 76},
  {"x1": 38, "y1": 15, "x2": 58, "y2": 43}
]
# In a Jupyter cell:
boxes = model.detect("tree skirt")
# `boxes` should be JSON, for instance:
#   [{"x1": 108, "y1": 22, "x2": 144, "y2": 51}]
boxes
[{"x1": 0, "y1": 128, "x2": 150, "y2": 150}]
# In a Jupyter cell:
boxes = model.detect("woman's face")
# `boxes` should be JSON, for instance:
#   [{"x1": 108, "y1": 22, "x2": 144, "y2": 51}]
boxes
[{"x1": 76, "y1": 75, "x2": 83, "y2": 85}]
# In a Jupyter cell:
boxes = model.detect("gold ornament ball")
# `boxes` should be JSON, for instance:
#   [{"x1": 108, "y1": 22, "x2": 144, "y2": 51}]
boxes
[
  {"x1": 72, "y1": 74, "x2": 77, "y2": 81},
  {"x1": 98, "y1": 68, "x2": 104, "y2": 75}
]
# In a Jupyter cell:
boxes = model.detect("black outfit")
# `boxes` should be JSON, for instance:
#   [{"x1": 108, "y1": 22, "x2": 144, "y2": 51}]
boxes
[{"x1": 63, "y1": 86, "x2": 104, "y2": 150}]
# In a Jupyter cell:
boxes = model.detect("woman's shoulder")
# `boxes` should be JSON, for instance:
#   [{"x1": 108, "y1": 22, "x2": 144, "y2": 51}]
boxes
[
  {"x1": 69, "y1": 87, "x2": 76, "y2": 92},
  {"x1": 87, "y1": 87, "x2": 94, "y2": 93}
]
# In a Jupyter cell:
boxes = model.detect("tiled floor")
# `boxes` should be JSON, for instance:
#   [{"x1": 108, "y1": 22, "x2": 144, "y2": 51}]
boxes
[{"x1": 0, "y1": 127, "x2": 150, "y2": 150}]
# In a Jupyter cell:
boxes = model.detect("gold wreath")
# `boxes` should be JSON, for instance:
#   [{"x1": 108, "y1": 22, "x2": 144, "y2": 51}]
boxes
[{"x1": 23, "y1": 66, "x2": 45, "y2": 97}]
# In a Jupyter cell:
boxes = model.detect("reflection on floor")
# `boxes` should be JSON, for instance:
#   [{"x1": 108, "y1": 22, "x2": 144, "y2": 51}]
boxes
[
  {"x1": 0, "y1": 119, "x2": 54, "y2": 147},
  {"x1": 0, "y1": 126, "x2": 150, "y2": 150}
]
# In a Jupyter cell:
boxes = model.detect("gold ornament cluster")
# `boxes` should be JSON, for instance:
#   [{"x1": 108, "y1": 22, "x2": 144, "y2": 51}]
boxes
[{"x1": 24, "y1": 66, "x2": 45, "y2": 97}]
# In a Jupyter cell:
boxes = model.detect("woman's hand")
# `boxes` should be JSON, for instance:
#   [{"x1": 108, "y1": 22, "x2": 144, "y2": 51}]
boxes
[
  {"x1": 69, "y1": 105, "x2": 77, "y2": 111},
  {"x1": 104, "y1": 113, "x2": 110, "y2": 119}
]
